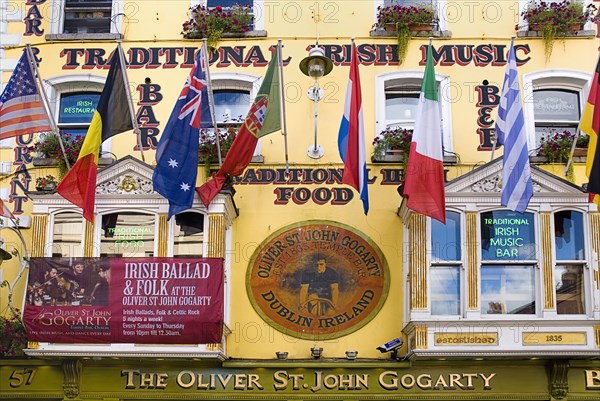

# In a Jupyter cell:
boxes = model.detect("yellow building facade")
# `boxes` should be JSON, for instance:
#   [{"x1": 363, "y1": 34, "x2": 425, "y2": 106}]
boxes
[{"x1": 1, "y1": 1, "x2": 599, "y2": 400}]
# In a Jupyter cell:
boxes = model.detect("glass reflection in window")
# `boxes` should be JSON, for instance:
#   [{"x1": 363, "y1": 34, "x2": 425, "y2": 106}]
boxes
[
  {"x1": 51, "y1": 212, "x2": 83, "y2": 257},
  {"x1": 481, "y1": 211, "x2": 535, "y2": 260},
  {"x1": 554, "y1": 210, "x2": 585, "y2": 260},
  {"x1": 431, "y1": 211, "x2": 461, "y2": 261},
  {"x1": 481, "y1": 265, "x2": 535, "y2": 314},
  {"x1": 173, "y1": 212, "x2": 205, "y2": 257},
  {"x1": 555, "y1": 265, "x2": 585, "y2": 314},
  {"x1": 100, "y1": 212, "x2": 155, "y2": 257},
  {"x1": 430, "y1": 266, "x2": 460, "y2": 315}
]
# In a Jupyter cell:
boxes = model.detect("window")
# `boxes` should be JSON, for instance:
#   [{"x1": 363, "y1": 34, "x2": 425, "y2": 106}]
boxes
[
  {"x1": 375, "y1": 0, "x2": 446, "y2": 31},
  {"x1": 214, "y1": 89, "x2": 252, "y2": 124},
  {"x1": 376, "y1": 72, "x2": 453, "y2": 153},
  {"x1": 430, "y1": 211, "x2": 461, "y2": 315},
  {"x1": 480, "y1": 211, "x2": 536, "y2": 315},
  {"x1": 554, "y1": 210, "x2": 586, "y2": 314},
  {"x1": 63, "y1": 0, "x2": 113, "y2": 34},
  {"x1": 533, "y1": 89, "x2": 580, "y2": 149},
  {"x1": 58, "y1": 92, "x2": 101, "y2": 137},
  {"x1": 47, "y1": 0, "x2": 124, "y2": 37},
  {"x1": 173, "y1": 212, "x2": 205, "y2": 257},
  {"x1": 100, "y1": 212, "x2": 156, "y2": 257},
  {"x1": 50, "y1": 211, "x2": 84, "y2": 257},
  {"x1": 522, "y1": 70, "x2": 590, "y2": 152}
]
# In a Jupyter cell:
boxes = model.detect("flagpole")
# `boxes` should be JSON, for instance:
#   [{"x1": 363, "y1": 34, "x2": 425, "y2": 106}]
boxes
[
  {"x1": 25, "y1": 44, "x2": 71, "y2": 170},
  {"x1": 203, "y1": 39, "x2": 222, "y2": 166},
  {"x1": 564, "y1": 50, "x2": 600, "y2": 176},
  {"x1": 277, "y1": 39, "x2": 289, "y2": 173},
  {"x1": 116, "y1": 41, "x2": 144, "y2": 162}
]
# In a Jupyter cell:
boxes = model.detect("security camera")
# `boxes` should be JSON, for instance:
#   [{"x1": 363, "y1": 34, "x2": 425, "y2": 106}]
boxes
[{"x1": 377, "y1": 338, "x2": 403, "y2": 358}]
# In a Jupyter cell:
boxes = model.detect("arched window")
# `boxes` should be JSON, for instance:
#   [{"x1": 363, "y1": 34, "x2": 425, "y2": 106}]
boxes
[{"x1": 100, "y1": 211, "x2": 156, "y2": 257}]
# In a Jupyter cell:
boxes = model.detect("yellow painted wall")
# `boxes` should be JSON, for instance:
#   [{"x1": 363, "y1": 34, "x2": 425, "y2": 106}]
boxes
[{"x1": 1, "y1": 0, "x2": 597, "y2": 359}]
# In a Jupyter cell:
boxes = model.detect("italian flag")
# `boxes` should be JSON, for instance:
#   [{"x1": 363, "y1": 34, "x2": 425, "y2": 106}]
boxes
[{"x1": 403, "y1": 44, "x2": 446, "y2": 223}]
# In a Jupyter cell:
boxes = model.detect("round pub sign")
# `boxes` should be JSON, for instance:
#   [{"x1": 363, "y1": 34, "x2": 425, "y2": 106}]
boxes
[{"x1": 247, "y1": 221, "x2": 389, "y2": 339}]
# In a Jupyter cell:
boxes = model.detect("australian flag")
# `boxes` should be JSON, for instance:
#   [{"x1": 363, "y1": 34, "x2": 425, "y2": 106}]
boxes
[{"x1": 152, "y1": 45, "x2": 213, "y2": 218}]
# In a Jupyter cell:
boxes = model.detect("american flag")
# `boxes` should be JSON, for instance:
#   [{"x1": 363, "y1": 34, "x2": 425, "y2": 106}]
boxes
[{"x1": 0, "y1": 49, "x2": 52, "y2": 140}]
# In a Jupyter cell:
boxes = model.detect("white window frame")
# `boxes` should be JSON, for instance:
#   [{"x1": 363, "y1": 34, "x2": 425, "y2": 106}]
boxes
[
  {"x1": 94, "y1": 209, "x2": 160, "y2": 258},
  {"x1": 168, "y1": 210, "x2": 208, "y2": 257},
  {"x1": 522, "y1": 69, "x2": 591, "y2": 152},
  {"x1": 49, "y1": 0, "x2": 125, "y2": 35},
  {"x1": 375, "y1": 70, "x2": 453, "y2": 154},
  {"x1": 374, "y1": 0, "x2": 448, "y2": 32},
  {"x1": 190, "y1": 0, "x2": 264, "y2": 31},
  {"x1": 43, "y1": 74, "x2": 113, "y2": 153},
  {"x1": 211, "y1": 72, "x2": 262, "y2": 156},
  {"x1": 46, "y1": 210, "x2": 85, "y2": 257}
]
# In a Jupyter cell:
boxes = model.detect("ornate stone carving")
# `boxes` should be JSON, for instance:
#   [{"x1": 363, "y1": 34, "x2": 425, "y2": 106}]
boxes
[
  {"x1": 470, "y1": 173, "x2": 542, "y2": 193},
  {"x1": 97, "y1": 174, "x2": 154, "y2": 195},
  {"x1": 549, "y1": 360, "x2": 569, "y2": 399},
  {"x1": 62, "y1": 359, "x2": 82, "y2": 399}
]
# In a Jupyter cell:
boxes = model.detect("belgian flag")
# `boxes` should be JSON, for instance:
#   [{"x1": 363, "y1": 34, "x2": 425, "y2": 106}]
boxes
[
  {"x1": 580, "y1": 56, "x2": 600, "y2": 208},
  {"x1": 57, "y1": 46, "x2": 133, "y2": 221}
]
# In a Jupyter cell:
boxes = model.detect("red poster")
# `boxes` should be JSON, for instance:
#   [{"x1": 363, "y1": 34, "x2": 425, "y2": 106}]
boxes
[{"x1": 23, "y1": 258, "x2": 223, "y2": 344}]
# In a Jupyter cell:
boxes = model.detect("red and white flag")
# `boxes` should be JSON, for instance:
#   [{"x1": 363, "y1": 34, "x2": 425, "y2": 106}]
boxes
[
  {"x1": 403, "y1": 43, "x2": 446, "y2": 223},
  {"x1": 0, "y1": 49, "x2": 52, "y2": 140},
  {"x1": 0, "y1": 198, "x2": 15, "y2": 221}
]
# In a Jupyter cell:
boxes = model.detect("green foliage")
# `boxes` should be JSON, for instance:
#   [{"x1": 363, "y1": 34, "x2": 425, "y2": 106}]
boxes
[
  {"x1": 521, "y1": 1, "x2": 597, "y2": 60},
  {"x1": 181, "y1": 4, "x2": 253, "y2": 50},
  {"x1": 0, "y1": 309, "x2": 27, "y2": 357},
  {"x1": 30, "y1": 132, "x2": 84, "y2": 178},
  {"x1": 372, "y1": 127, "x2": 413, "y2": 163},
  {"x1": 539, "y1": 130, "x2": 576, "y2": 163}
]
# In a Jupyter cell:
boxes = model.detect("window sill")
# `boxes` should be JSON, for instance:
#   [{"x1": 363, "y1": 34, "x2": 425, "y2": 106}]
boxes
[
  {"x1": 45, "y1": 33, "x2": 123, "y2": 41},
  {"x1": 529, "y1": 155, "x2": 587, "y2": 164},
  {"x1": 516, "y1": 29, "x2": 595, "y2": 38},
  {"x1": 371, "y1": 153, "x2": 457, "y2": 164},
  {"x1": 185, "y1": 30, "x2": 268, "y2": 40},
  {"x1": 32, "y1": 156, "x2": 115, "y2": 167},
  {"x1": 370, "y1": 29, "x2": 451, "y2": 38}
]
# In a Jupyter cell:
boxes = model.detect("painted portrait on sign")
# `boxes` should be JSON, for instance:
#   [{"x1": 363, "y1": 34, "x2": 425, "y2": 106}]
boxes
[{"x1": 247, "y1": 221, "x2": 389, "y2": 340}]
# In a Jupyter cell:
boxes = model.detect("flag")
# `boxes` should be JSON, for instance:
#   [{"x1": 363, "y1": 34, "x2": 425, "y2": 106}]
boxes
[
  {"x1": 338, "y1": 41, "x2": 368, "y2": 215},
  {"x1": 152, "y1": 44, "x2": 214, "y2": 218},
  {"x1": 0, "y1": 49, "x2": 52, "y2": 140},
  {"x1": 57, "y1": 46, "x2": 133, "y2": 221},
  {"x1": 402, "y1": 43, "x2": 446, "y2": 223},
  {"x1": 580, "y1": 56, "x2": 600, "y2": 208},
  {"x1": 495, "y1": 41, "x2": 533, "y2": 213},
  {"x1": 0, "y1": 198, "x2": 15, "y2": 222},
  {"x1": 197, "y1": 47, "x2": 281, "y2": 207}
]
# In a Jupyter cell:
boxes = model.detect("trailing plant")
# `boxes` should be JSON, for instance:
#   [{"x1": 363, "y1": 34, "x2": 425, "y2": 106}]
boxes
[
  {"x1": 521, "y1": 0, "x2": 597, "y2": 60},
  {"x1": 375, "y1": 3, "x2": 435, "y2": 63},
  {"x1": 538, "y1": 129, "x2": 576, "y2": 163},
  {"x1": 372, "y1": 127, "x2": 413, "y2": 163},
  {"x1": 182, "y1": 4, "x2": 253, "y2": 50},
  {"x1": 29, "y1": 132, "x2": 84, "y2": 178},
  {"x1": 35, "y1": 175, "x2": 57, "y2": 190},
  {"x1": 0, "y1": 309, "x2": 27, "y2": 357}
]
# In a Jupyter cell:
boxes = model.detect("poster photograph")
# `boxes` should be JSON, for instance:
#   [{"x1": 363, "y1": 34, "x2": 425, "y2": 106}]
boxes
[
  {"x1": 23, "y1": 257, "x2": 224, "y2": 344},
  {"x1": 247, "y1": 221, "x2": 389, "y2": 339}
]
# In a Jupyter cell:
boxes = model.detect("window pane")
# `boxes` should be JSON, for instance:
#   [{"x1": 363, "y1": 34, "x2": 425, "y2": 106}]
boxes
[
  {"x1": 63, "y1": 1, "x2": 112, "y2": 34},
  {"x1": 214, "y1": 89, "x2": 251, "y2": 123},
  {"x1": 555, "y1": 264, "x2": 585, "y2": 314},
  {"x1": 481, "y1": 211, "x2": 535, "y2": 260},
  {"x1": 430, "y1": 266, "x2": 460, "y2": 315},
  {"x1": 100, "y1": 212, "x2": 155, "y2": 257},
  {"x1": 385, "y1": 93, "x2": 419, "y2": 125},
  {"x1": 554, "y1": 210, "x2": 585, "y2": 260},
  {"x1": 431, "y1": 211, "x2": 461, "y2": 261},
  {"x1": 481, "y1": 265, "x2": 535, "y2": 314},
  {"x1": 51, "y1": 212, "x2": 83, "y2": 257},
  {"x1": 173, "y1": 212, "x2": 205, "y2": 257},
  {"x1": 533, "y1": 89, "x2": 580, "y2": 122},
  {"x1": 59, "y1": 92, "x2": 100, "y2": 124}
]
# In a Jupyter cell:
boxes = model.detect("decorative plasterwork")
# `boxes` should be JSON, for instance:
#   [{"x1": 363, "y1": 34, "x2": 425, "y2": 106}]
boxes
[
  {"x1": 470, "y1": 172, "x2": 542, "y2": 193},
  {"x1": 62, "y1": 359, "x2": 82, "y2": 399},
  {"x1": 549, "y1": 360, "x2": 569, "y2": 400},
  {"x1": 95, "y1": 155, "x2": 156, "y2": 196}
]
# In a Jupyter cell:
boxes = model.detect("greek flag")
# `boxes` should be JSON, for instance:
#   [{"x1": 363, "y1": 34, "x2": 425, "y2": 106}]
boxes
[{"x1": 495, "y1": 42, "x2": 533, "y2": 213}]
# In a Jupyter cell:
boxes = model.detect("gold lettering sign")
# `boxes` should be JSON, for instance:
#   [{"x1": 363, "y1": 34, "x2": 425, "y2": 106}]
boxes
[
  {"x1": 434, "y1": 333, "x2": 498, "y2": 346},
  {"x1": 585, "y1": 370, "x2": 600, "y2": 389},
  {"x1": 522, "y1": 332, "x2": 587, "y2": 345},
  {"x1": 246, "y1": 221, "x2": 389, "y2": 339}
]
